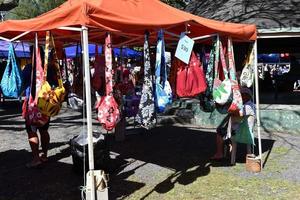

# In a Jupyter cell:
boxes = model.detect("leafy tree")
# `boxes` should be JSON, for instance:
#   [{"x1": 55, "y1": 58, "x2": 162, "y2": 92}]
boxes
[
  {"x1": 6, "y1": 0, "x2": 65, "y2": 19},
  {"x1": 5, "y1": 0, "x2": 189, "y2": 20}
]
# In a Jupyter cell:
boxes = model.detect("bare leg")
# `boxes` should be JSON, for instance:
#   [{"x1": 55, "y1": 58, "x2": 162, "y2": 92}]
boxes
[
  {"x1": 211, "y1": 134, "x2": 224, "y2": 159},
  {"x1": 27, "y1": 131, "x2": 41, "y2": 166},
  {"x1": 40, "y1": 130, "x2": 50, "y2": 161}
]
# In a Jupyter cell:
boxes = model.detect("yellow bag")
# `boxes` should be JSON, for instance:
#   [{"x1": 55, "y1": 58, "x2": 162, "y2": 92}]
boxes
[{"x1": 38, "y1": 31, "x2": 65, "y2": 117}]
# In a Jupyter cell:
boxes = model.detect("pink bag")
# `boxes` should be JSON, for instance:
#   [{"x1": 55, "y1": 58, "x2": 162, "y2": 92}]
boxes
[
  {"x1": 97, "y1": 33, "x2": 120, "y2": 131},
  {"x1": 25, "y1": 46, "x2": 49, "y2": 127}
]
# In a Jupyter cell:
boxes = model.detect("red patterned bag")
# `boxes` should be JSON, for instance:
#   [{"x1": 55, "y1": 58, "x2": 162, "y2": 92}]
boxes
[
  {"x1": 227, "y1": 37, "x2": 243, "y2": 115},
  {"x1": 25, "y1": 45, "x2": 49, "y2": 127},
  {"x1": 96, "y1": 33, "x2": 120, "y2": 131},
  {"x1": 176, "y1": 52, "x2": 207, "y2": 97}
]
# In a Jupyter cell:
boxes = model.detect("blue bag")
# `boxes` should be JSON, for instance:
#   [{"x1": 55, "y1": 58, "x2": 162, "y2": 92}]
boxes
[
  {"x1": 155, "y1": 29, "x2": 172, "y2": 113},
  {"x1": 0, "y1": 44, "x2": 23, "y2": 98}
]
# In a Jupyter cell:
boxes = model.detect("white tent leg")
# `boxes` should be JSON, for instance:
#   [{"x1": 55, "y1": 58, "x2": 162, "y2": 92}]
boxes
[
  {"x1": 254, "y1": 40, "x2": 263, "y2": 170},
  {"x1": 81, "y1": 26, "x2": 96, "y2": 200}
]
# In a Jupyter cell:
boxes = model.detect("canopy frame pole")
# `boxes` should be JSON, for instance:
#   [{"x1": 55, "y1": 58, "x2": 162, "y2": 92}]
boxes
[
  {"x1": 0, "y1": 36, "x2": 10, "y2": 41},
  {"x1": 58, "y1": 26, "x2": 82, "y2": 32},
  {"x1": 115, "y1": 35, "x2": 144, "y2": 47},
  {"x1": 81, "y1": 26, "x2": 96, "y2": 200},
  {"x1": 10, "y1": 31, "x2": 30, "y2": 42},
  {"x1": 254, "y1": 39, "x2": 263, "y2": 170},
  {"x1": 192, "y1": 33, "x2": 218, "y2": 41},
  {"x1": 164, "y1": 30, "x2": 180, "y2": 38}
]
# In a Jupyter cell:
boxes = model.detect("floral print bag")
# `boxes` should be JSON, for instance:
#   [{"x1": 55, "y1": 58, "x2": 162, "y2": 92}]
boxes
[
  {"x1": 96, "y1": 33, "x2": 121, "y2": 131},
  {"x1": 136, "y1": 32, "x2": 157, "y2": 129}
]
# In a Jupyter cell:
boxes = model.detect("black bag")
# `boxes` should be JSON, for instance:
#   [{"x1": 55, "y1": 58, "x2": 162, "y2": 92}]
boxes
[{"x1": 70, "y1": 131, "x2": 110, "y2": 174}]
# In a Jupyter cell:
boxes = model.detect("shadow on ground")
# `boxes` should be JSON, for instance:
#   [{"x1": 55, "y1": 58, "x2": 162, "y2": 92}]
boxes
[{"x1": 107, "y1": 125, "x2": 276, "y2": 199}]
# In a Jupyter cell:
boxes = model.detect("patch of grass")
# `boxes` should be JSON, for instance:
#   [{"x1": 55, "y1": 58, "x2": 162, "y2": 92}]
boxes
[
  {"x1": 124, "y1": 167, "x2": 300, "y2": 200},
  {"x1": 272, "y1": 146, "x2": 289, "y2": 155}
]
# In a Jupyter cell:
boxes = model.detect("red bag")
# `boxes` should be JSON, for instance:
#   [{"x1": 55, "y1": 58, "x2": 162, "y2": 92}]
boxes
[
  {"x1": 176, "y1": 52, "x2": 207, "y2": 97},
  {"x1": 25, "y1": 46, "x2": 49, "y2": 127},
  {"x1": 97, "y1": 33, "x2": 120, "y2": 131}
]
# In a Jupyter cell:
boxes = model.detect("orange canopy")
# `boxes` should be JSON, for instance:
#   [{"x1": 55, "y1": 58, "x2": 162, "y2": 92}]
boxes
[{"x1": 0, "y1": 0, "x2": 257, "y2": 43}]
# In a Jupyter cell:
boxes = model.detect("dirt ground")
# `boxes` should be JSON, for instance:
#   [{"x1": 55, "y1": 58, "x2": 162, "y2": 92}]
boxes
[{"x1": 1, "y1": 100, "x2": 300, "y2": 200}]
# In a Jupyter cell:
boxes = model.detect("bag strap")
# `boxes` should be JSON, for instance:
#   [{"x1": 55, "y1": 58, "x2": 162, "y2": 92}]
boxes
[
  {"x1": 227, "y1": 37, "x2": 237, "y2": 81},
  {"x1": 206, "y1": 38, "x2": 216, "y2": 90},
  {"x1": 6, "y1": 44, "x2": 13, "y2": 72},
  {"x1": 244, "y1": 43, "x2": 254, "y2": 68},
  {"x1": 161, "y1": 30, "x2": 167, "y2": 85},
  {"x1": 105, "y1": 33, "x2": 113, "y2": 96},
  {"x1": 28, "y1": 46, "x2": 35, "y2": 105},
  {"x1": 155, "y1": 29, "x2": 164, "y2": 84},
  {"x1": 219, "y1": 39, "x2": 229, "y2": 79},
  {"x1": 213, "y1": 35, "x2": 220, "y2": 80},
  {"x1": 43, "y1": 31, "x2": 63, "y2": 87}
]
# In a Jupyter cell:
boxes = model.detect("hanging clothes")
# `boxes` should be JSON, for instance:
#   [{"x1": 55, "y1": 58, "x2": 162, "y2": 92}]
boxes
[{"x1": 136, "y1": 32, "x2": 156, "y2": 129}]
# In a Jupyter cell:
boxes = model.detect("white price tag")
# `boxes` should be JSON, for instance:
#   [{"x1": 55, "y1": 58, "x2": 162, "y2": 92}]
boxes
[{"x1": 175, "y1": 33, "x2": 194, "y2": 64}]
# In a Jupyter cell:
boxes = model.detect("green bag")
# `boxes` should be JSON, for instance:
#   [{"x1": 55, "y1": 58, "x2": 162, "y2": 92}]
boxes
[{"x1": 233, "y1": 117, "x2": 255, "y2": 145}]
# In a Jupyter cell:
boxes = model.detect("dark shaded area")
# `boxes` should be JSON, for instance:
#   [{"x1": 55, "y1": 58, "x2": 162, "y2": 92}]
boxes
[{"x1": 0, "y1": 148, "x2": 82, "y2": 200}]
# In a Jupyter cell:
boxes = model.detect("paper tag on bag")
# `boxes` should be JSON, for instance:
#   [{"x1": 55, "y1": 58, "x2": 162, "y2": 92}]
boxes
[{"x1": 175, "y1": 33, "x2": 194, "y2": 64}]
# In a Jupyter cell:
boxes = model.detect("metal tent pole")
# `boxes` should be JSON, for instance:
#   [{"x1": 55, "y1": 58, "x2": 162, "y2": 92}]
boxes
[
  {"x1": 81, "y1": 26, "x2": 96, "y2": 200},
  {"x1": 253, "y1": 40, "x2": 263, "y2": 170}
]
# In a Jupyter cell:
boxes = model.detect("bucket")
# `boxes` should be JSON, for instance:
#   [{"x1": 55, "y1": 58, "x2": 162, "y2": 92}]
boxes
[{"x1": 246, "y1": 154, "x2": 261, "y2": 173}]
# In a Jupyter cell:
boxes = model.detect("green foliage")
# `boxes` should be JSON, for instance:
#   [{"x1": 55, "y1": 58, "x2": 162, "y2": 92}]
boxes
[
  {"x1": 5, "y1": 0, "x2": 188, "y2": 20},
  {"x1": 6, "y1": 0, "x2": 65, "y2": 20}
]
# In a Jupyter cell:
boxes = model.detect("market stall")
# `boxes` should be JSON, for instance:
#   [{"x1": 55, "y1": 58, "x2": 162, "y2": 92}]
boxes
[{"x1": 0, "y1": 0, "x2": 260, "y2": 199}]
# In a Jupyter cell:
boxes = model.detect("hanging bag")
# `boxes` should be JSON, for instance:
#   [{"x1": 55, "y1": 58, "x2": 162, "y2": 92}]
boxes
[
  {"x1": 233, "y1": 116, "x2": 255, "y2": 145},
  {"x1": 213, "y1": 37, "x2": 232, "y2": 105},
  {"x1": 25, "y1": 44, "x2": 49, "y2": 127},
  {"x1": 227, "y1": 37, "x2": 243, "y2": 114},
  {"x1": 176, "y1": 51, "x2": 207, "y2": 98},
  {"x1": 240, "y1": 43, "x2": 255, "y2": 88},
  {"x1": 96, "y1": 33, "x2": 121, "y2": 131},
  {"x1": 37, "y1": 31, "x2": 65, "y2": 117},
  {"x1": 155, "y1": 29, "x2": 172, "y2": 113},
  {"x1": 0, "y1": 43, "x2": 23, "y2": 98},
  {"x1": 136, "y1": 31, "x2": 157, "y2": 129},
  {"x1": 200, "y1": 39, "x2": 217, "y2": 112}
]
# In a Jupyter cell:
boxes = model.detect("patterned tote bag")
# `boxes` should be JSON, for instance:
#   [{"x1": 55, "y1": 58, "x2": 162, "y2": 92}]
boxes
[
  {"x1": 0, "y1": 43, "x2": 23, "y2": 98},
  {"x1": 97, "y1": 33, "x2": 121, "y2": 131},
  {"x1": 200, "y1": 39, "x2": 217, "y2": 112},
  {"x1": 213, "y1": 37, "x2": 232, "y2": 105},
  {"x1": 240, "y1": 43, "x2": 255, "y2": 88},
  {"x1": 155, "y1": 29, "x2": 172, "y2": 113},
  {"x1": 136, "y1": 32, "x2": 157, "y2": 129},
  {"x1": 227, "y1": 37, "x2": 243, "y2": 114},
  {"x1": 25, "y1": 45, "x2": 49, "y2": 127}
]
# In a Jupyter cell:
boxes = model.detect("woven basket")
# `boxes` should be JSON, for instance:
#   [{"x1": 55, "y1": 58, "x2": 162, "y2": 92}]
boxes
[{"x1": 246, "y1": 154, "x2": 261, "y2": 173}]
